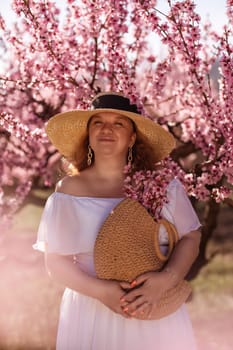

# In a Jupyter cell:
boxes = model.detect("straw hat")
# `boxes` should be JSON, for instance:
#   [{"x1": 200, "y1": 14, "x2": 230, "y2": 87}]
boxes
[
  {"x1": 45, "y1": 92, "x2": 176, "y2": 162},
  {"x1": 94, "y1": 198, "x2": 192, "y2": 320}
]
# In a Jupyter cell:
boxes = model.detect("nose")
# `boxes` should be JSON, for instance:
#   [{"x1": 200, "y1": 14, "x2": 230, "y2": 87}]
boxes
[{"x1": 101, "y1": 122, "x2": 113, "y2": 132}]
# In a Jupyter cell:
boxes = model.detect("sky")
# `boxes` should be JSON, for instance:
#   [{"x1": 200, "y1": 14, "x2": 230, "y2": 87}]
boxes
[
  {"x1": 158, "y1": 0, "x2": 227, "y2": 33},
  {"x1": 0, "y1": 0, "x2": 228, "y2": 34}
]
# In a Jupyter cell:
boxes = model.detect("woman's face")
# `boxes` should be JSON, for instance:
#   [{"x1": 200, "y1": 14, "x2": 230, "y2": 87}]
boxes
[{"x1": 88, "y1": 112, "x2": 136, "y2": 160}]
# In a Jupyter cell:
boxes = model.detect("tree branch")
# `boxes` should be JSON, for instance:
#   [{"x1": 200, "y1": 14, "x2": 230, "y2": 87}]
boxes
[{"x1": 223, "y1": 197, "x2": 233, "y2": 207}]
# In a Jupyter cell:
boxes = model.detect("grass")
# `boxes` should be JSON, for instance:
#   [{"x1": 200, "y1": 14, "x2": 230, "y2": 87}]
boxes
[
  {"x1": 0, "y1": 200, "x2": 232, "y2": 350},
  {"x1": 11, "y1": 189, "x2": 53, "y2": 233},
  {"x1": 11, "y1": 204, "x2": 44, "y2": 233},
  {"x1": 193, "y1": 254, "x2": 233, "y2": 294}
]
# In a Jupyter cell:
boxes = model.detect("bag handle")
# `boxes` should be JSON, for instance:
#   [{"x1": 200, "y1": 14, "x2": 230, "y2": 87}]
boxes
[{"x1": 153, "y1": 219, "x2": 179, "y2": 263}]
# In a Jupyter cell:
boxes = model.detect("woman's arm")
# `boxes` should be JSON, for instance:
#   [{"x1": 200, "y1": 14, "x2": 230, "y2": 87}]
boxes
[
  {"x1": 162, "y1": 229, "x2": 201, "y2": 284},
  {"x1": 45, "y1": 252, "x2": 129, "y2": 317}
]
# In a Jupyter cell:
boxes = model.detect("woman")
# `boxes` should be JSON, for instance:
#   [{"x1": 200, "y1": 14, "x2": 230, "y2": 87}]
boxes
[{"x1": 34, "y1": 92, "x2": 201, "y2": 350}]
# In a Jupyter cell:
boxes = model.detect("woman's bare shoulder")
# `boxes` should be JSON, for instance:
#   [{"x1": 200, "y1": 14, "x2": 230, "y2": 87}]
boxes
[{"x1": 55, "y1": 174, "x2": 85, "y2": 195}]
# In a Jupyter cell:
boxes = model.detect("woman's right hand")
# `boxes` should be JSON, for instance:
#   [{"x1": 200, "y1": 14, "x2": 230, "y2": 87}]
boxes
[{"x1": 97, "y1": 279, "x2": 130, "y2": 318}]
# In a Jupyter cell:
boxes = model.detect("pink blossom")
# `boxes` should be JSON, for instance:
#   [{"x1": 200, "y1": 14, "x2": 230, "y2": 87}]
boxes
[
  {"x1": 123, "y1": 159, "x2": 176, "y2": 220},
  {"x1": 0, "y1": 0, "x2": 232, "y2": 225}
]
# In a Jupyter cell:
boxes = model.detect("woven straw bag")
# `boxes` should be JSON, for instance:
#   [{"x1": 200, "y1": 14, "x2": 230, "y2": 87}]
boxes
[{"x1": 94, "y1": 198, "x2": 192, "y2": 319}]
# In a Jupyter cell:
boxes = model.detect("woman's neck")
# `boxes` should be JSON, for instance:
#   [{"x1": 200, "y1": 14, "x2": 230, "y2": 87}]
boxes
[
  {"x1": 89, "y1": 160, "x2": 126, "y2": 182},
  {"x1": 79, "y1": 162, "x2": 126, "y2": 198}
]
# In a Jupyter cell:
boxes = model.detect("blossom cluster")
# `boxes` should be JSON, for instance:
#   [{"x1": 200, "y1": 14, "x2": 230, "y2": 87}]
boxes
[
  {"x1": 0, "y1": 0, "x2": 232, "y2": 228},
  {"x1": 0, "y1": 112, "x2": 55, "y2": 230},
  {"x1": 123, "y1": 159, "x2": 177, "y2": 220}
]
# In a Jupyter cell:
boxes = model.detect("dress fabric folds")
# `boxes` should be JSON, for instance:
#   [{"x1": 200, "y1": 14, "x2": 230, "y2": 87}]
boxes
[{"x1": 34, "y1": 179, "x2": 201, "y2": 350}]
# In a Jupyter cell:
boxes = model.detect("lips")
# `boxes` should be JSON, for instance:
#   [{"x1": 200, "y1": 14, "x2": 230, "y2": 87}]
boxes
[{"x1": 98, "y1": 137, "x2": 115, "y2": 142}]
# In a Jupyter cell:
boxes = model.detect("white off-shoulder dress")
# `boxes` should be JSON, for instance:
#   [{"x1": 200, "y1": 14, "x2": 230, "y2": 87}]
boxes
[{"x1": 34, "y1": 178, "x2": 201, "y2": 350}]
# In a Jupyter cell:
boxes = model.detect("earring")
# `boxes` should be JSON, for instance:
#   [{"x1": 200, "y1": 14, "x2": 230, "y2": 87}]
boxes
[
  {"x1": 87, "y1": 145, "x2": 93, "y2": 166},
  {"x1": 128, "y1": 146, "x2": 133, "y2": 165}
]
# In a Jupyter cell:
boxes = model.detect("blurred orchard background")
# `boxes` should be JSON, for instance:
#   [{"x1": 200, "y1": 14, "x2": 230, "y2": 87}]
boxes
[{"x1": 0, "y1": 0, "x2": 232, "y2": 349}]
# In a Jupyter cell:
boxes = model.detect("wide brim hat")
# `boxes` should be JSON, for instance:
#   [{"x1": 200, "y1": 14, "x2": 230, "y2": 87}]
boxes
[
  {"x1": 94, "y1": 198, "x2": 192, "y2": 320},
  {"x1": 45, "y1": 92, "x2": 176, "y2": 162}
]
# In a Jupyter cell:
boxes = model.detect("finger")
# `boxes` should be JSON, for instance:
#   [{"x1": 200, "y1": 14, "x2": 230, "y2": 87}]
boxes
[
  {"x1": 120, "y1": 279, "x2": 138, "y2": 291},
  {"x1": 119, "y1": 281, "x2": 132, "y2": 290},
  {"x1": 124, "y1": 296, "x2": 146, "y2": 314},
  {"x1": 120, "y1": 300, "x2": 129, "y2": 308},
  {"x1": 117, "y1": 306, "x2": 131, "y2": 318},
  {"x1": 135, "y1": 302, "x2": 152, "y2": 318},
  {"x1": 120, "y1": 302, "x2": 132, "y2": 318},
  {"x1": 121, "y1": 288, "x2": 142, "y2": 304},
  {"x1": 133, "y1": 272, "x2": 153, "y2": 285},
  {"x1": 131, "y1": 302, "x2": 154, "y2": 320}
]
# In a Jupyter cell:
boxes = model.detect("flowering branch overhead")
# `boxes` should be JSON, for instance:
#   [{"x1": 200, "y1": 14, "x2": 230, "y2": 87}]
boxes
[{"x1": 0, "y1": 0, "x2": 232, "y2": 234}]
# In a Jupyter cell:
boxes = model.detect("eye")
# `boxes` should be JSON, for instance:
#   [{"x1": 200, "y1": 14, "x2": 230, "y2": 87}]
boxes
[
  {"x1": 114, "y1": 121, "x2": 124, "y2": 127},
  {"x1": 92, "y1": 120, "x2": 102, "y2": 125}
]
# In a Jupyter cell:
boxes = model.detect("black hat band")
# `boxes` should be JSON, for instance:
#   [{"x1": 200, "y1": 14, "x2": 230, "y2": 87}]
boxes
[{"x1": 92, "y1": 94, "x2": 139, "y2": 114}]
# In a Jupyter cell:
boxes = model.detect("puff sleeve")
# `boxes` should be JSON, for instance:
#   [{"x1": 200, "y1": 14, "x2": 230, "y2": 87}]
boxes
[
  {"x1": 161, "y1": 178, "x2": 201, "y2": 238},
  {"x1": 33, "y1": 193, "x2": 122, "y2": 255},
  {"x1": 33, "y1": 193, "x2": 81, "y2": 254}
]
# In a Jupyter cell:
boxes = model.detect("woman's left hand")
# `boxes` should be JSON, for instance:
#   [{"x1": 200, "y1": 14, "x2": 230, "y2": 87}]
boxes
[{"x1": 119, "y1": 271, "x2": 173, "y2": 319}]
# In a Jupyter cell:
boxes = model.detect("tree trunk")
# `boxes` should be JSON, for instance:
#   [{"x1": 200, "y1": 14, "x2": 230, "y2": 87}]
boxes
[{"x1": 187, "y1": 199, "x2": 220, "y2": 280}]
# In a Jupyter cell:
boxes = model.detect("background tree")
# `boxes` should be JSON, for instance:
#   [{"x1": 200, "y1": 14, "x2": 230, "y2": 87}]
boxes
[{"x1": 0, "y1": 0, "x2": 232, "y2": 277}]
